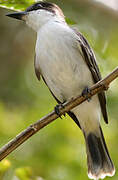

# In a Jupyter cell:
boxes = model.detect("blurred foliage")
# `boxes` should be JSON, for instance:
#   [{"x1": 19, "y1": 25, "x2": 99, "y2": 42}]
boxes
[
  {"x1": 15, "y1": 167, "x2": 35, "y2": 180},
  {"x1": 0, "y1": 160, "x2": 11, "y2": 179},
  {"x1": 0, "y1": 0, "x2": 37, "y2": 11},
  {"x1": 0, "y1": 0, "x2": 118, "y2": 180}
]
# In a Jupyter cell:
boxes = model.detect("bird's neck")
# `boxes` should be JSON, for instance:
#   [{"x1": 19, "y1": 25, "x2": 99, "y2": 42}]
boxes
[{"x1": 34, "y1": 16, "x2": 66, "y2": 33}]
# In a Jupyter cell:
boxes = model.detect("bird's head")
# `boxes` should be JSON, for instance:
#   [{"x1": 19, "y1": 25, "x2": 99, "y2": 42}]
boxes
[{"x1": 6, "y1": 1, "x2": 65, "y2": 31}]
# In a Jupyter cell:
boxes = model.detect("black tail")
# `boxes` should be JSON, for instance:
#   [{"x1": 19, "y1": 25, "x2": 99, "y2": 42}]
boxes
[{"x1": 84, "y1": 127, "x2": 115, "y2": 179}]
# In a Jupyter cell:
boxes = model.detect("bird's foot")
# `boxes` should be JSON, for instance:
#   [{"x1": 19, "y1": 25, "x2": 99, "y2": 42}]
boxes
[
  {"x1": 54, "y1": 104, "x2": 65, "y2": 119},
  {"x1": 82, "y1": 86, "x2": 91, "y2": 102}
]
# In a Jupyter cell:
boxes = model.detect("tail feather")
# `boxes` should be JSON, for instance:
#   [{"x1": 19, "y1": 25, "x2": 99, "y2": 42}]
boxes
[{"x1": 84, "y1": 127, "x2": 115, "y2": 179}]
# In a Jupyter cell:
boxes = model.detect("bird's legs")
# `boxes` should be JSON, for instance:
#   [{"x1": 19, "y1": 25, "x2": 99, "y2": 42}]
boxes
[
  {"x1": 82, "y1": 86, "x2": 91, "y2": 102},
  {"x1": 54, "y1": 103, "x2": 66, "y2": 119}
]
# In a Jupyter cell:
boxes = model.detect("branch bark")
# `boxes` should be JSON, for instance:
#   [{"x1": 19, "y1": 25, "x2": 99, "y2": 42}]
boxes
[{"x1": 0, "y1": 67, "x2": 118, "y2": 161}]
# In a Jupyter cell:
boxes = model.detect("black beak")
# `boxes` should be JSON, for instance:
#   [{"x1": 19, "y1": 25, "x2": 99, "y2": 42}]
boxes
[{"x1": 6, "y1": 11, "x2": 27, "y2": 20}]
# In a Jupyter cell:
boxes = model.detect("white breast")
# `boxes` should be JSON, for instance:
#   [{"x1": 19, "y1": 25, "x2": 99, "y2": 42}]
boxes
[{"x1": 35, "y1": 21, "x2": 93, "y2": 102}]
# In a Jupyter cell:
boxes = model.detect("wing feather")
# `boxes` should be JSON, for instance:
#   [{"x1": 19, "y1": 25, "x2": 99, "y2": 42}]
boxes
[{"x1": 74, "y1": 30, "x2": 108, "y2": 124}]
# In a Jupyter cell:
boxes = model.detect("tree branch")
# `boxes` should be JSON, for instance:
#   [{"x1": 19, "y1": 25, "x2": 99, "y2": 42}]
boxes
[{"x1": 0, "y1": 67, "x2": 118, "y2": 161}]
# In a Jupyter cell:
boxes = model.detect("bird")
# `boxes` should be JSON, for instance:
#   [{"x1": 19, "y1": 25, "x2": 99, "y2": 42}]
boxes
[{"x1": 6, "y1": 1, "x2": 115, "y2": 179}]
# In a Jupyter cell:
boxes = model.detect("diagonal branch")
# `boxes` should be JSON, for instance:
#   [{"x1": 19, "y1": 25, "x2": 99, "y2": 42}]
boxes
[{"x1": 0, "y1": 67, "x2": 118, "y2": 161}]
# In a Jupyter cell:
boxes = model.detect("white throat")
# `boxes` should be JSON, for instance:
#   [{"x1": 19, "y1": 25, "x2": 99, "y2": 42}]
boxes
[{"x1": 25, "y1": 9, "x2": 65, "y2": 32}]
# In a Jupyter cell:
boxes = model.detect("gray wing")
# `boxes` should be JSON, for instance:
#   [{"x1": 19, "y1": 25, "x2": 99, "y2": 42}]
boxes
[{"x1": 74, "y1": 30, "x2": 108, "y2": 124}]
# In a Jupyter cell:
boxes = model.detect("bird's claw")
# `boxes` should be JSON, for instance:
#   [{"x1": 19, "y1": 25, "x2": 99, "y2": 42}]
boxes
[
  {"x1": 54, "y1": 104, "x2": 65, "y2": 118},
  {"x1": 82, "y1": 86, "x2": 91, "y2": 102}
]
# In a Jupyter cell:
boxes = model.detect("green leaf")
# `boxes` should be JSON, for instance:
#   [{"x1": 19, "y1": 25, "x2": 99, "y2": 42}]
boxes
[
  {"x1": 0, "y1": 0, "x2": 38, "y2": 11},
  {"x1": 66, "y1": 17, "x2": 76, "y2": 25}
]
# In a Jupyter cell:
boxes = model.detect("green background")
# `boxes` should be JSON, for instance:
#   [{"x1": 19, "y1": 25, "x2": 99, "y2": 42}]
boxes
[{"x1": 0, "y1": 0, "x2": 118, "y2": 179}]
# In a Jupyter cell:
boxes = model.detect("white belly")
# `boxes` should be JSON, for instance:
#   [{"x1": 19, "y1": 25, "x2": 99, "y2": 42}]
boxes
[{"x1": 35, "y1": 23, "x2": 93, "y2": 102}]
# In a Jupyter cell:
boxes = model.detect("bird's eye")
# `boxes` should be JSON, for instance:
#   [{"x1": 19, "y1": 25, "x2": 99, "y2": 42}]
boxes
[{"x1": 38, "y1": 4, "x2": 43, "y2": 8}]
